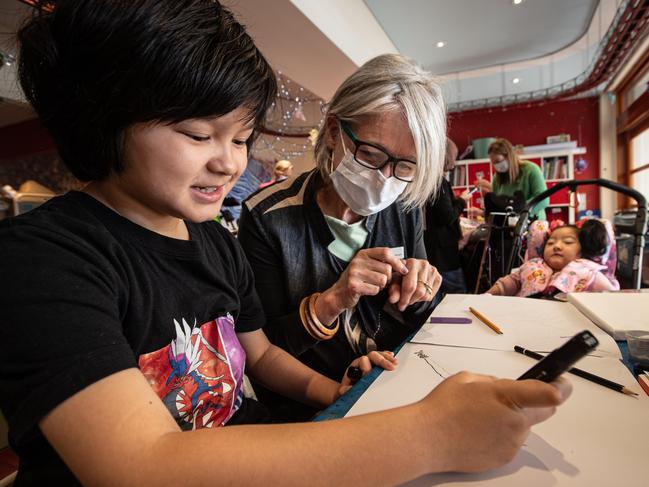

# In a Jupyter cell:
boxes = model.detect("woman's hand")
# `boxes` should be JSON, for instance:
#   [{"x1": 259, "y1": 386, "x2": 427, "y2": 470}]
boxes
[
  {"x1": 387, "y1": 258, "x2": 442, "y2": 312},
  {"x1": 460, "y1": 189, "x2": 473, "y2": 201},
  {"x1": 466, "y1": 207, "x2": 484, "y2": 218},
  {"x1": 474, "y1": 178, "x2": 492, "y2": 192},
  {"x1": 316, "y1": 248, "x2": 409, "y2": 324},
  {"x1": 338, "y1": 350, "x2": 398, "y2": 396}
]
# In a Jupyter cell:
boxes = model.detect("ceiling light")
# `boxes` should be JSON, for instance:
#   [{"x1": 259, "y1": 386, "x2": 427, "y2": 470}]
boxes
[
  {"x1": 436, "y1": 41, "x2": 445, "y2": 48},
  {"x1": 512, "y1": 0, "x2": 524, "y2": 4},
  {"x1": 512, "y1": 78, "x2": 521, "y2": 84}
]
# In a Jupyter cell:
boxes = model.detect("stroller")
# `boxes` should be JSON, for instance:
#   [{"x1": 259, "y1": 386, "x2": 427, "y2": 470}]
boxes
[
  {"x1": 464, "y1": 191, "x2": 526, "y2": 293},
  {"x1": 505, "y1": 179, "x2": 648, "y2": 290}
]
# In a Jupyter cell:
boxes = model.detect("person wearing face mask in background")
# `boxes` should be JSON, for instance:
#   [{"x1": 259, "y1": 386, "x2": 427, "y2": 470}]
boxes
[
  {"x1": 474, "y1": 138, "x2": 549, "y2": 220},
  {"x1": 238, "y1": 54, "x2": 445, "y2": 421}
]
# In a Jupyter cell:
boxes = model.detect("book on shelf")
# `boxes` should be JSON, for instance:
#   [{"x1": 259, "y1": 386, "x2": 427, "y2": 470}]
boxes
[
  {"x1": 543, "y1": 157, "x2": 554, "y2": 179},
  {"x1": 552, "y1": 159, "x2": 562, "y2": 180},
  {"x1": 555, "y1": 157, "x2": 567, "y2": 179},
  {"x1": 559, "y1": 159, "x2": 568, "y2": 179},
  {"x1": 450, "y1": 164, "x2": 466, "y2": 186},
  {"x1": 542, "y1": 157, "x2": 567, "y2": 181}
]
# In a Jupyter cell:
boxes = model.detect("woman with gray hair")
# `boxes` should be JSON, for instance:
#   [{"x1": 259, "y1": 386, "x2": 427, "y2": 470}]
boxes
[{"x1": 239, "y1": 54, "x2": 446, "y2": 420}]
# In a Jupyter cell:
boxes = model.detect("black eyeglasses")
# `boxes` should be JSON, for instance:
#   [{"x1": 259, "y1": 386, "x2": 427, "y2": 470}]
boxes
[{"x1": 340, "y1": 121, "x2": 417, "y2": 183}]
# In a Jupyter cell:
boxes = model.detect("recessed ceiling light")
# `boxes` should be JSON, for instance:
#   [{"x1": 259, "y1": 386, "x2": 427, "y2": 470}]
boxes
[
  {"x1": 436, "y1": 41, "x2": 445, "y2": 48},
  {"x1": 512, "y1": 0, "x2": 524, "y2": 4},
  {"x1": 512, "y1": 78, "x2": 521, "y2": 84}
]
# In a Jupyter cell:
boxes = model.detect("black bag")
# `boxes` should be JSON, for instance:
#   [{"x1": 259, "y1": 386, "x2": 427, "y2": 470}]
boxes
[
  {"x1": 484, "y1": 190, "x2": 525, "y2": 223},
  {"x1": 482, "y1": 190, "x2": 527, "y2": 283}
]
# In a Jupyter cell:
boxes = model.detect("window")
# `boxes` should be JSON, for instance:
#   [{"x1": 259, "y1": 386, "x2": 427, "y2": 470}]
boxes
[
  {"x1": 616, "y1": 48, "x2": 649, "y2": 209},
  {"x1": 622, "y1": 66, "x2": 649, "y2": 111},
  {"x1": 631, "y1": 128, "x2": 649, "y2": 200}
]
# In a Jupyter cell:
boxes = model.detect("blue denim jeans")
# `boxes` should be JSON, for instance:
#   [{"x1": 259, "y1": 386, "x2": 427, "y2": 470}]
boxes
[{"x1": 440, "y1": 268, "x2": 468, "y2": 295}]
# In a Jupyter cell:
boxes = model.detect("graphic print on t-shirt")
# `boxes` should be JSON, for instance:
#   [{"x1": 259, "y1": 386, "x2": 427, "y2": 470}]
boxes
[{"x1": 138, "y1": 314, "x2": 246, "y2": 429}]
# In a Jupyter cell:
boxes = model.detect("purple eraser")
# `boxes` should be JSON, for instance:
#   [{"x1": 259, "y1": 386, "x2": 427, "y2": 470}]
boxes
[{"x1": 428, "y1": 316, "x2": 472, "y2": 324}]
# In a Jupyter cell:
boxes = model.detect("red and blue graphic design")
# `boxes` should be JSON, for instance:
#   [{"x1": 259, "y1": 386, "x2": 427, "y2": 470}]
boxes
[{"x1": 138, "y1": 314, "x2": 246, "y2": 429}]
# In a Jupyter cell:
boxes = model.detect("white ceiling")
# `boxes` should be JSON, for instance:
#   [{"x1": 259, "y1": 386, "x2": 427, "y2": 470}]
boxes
[
  {"x1": 287, "y1": 0, "x2": 622, "y2": 106},
  {"x1": 365, "y1": 0, "x2": 599, "y2": 74},
  {"x1": 0, "y1": 0, "x2": 632, "y2": 129},
  {"x1": 236, "y1": 0, "x2": 621, "y2": 106}
]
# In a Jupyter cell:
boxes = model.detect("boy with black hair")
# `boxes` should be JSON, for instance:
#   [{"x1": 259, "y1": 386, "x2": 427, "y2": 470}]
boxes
[{"x1": 1, "y1": 1, "x2": 570, "y2": 486}]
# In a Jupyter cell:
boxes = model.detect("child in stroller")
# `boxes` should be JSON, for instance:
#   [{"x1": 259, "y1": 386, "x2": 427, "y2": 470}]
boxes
[{"x1": 487, "y1": 219, "x2": 619, "y2": 297}]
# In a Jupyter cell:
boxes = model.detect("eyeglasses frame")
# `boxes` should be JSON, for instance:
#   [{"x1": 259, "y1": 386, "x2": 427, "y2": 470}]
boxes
[{"x1": 340, "y1": 121, "x2": 416, "y2": 183}]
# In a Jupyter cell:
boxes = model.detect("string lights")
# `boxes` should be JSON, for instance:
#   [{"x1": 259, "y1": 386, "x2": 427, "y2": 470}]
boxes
[
  {"x1": 0, "y1": 49, "x2": 16, "y2": 69},
  {"x1": 255, "y1": 70, "x2": 325, "y2": 160}
]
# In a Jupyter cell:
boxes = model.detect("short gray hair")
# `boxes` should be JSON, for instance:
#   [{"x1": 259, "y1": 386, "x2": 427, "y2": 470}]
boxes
[{"x1": 314, "y1": 54, "x2": 446, "y2": 208}]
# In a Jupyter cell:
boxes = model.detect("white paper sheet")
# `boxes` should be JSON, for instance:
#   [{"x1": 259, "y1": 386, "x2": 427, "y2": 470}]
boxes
[
  {"x1": 346, "y1": 294, "x2": 647, "y2": 486},
  {"x1": 413, "y1": 294, "x2": 620, "y2": 358},
  {"x1": 346, "y1": 342, "x2": 649, "y2": 487}
]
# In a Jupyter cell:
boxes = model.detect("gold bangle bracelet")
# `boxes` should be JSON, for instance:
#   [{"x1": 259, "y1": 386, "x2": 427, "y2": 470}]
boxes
[
  {"x1": 299, "y1": 295, "x2": 330, "y2": 340},
  {"x1": 306, "y1": 294, "x2": 337, "y2": 339},
  {"x1": 308, "y1": 292, "x2": 338, "y2": 334}
]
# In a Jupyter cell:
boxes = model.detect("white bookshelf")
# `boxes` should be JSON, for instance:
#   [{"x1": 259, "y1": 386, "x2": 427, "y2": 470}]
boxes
[{"x1": 451, "y1": 147, "x2": 586, "y2": 223}]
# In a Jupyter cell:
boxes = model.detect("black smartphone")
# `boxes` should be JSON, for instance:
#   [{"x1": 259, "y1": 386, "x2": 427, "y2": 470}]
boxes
[{"x1": 518, "y1": 330, "x2": 599, "y2": 382}]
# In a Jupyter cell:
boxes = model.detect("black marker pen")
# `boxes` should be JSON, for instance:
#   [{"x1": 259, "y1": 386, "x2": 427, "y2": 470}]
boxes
[
  {"x1": 346, "y1": 366, "x2": 363, "y2": 385},
  {"x1": 518, "y1": 330, "x2": 599, "y2": 382}
]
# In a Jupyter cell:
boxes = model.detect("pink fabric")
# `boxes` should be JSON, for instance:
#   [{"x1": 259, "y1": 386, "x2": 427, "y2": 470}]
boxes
[
  {"x1": 524, "y1": 218, "x2": 619, "y2": 287},
  {"x1": 497, "y1": 257, "x2": 616, "y2": 297},
  {"x1": 524, "y1": 220, "x2": 551, "y2": 261}
]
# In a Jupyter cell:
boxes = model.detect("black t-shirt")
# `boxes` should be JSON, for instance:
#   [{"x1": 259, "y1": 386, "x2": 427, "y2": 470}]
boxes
[{"x1": 0, "y1": 191, "x2": 266, "y2": 486}]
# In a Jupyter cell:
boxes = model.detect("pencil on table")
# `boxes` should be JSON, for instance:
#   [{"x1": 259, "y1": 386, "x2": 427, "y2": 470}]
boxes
[
  {"x1": 514, "y1": 346, "x2": 639, "y2": 397},
  {"x1": 469, "y1": 306, "x2": 503, "y2": 335},
  {"x1": 639, "y1": 373, "x2": 649, "y2": 396}
]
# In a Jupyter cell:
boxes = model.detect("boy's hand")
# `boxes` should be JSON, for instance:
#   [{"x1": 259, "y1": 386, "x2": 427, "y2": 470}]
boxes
[{"x1": 338, "y1": 351, "x2": 398, "y2": 396}]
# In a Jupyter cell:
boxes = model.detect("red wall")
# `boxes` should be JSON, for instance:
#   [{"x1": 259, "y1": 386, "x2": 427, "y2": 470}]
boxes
[
  {"x1": 0, "y1": 118, "x2": 55, "y2": 159},
  {"x1": 448, "y1": 96, "x2": 600, "y2": 211},
  {"x1": 0, "y1": 118, "x2": 75, "y2": 194},
  {"x1": 2, "y1": 97, "x2": 602, "y2": 210}
]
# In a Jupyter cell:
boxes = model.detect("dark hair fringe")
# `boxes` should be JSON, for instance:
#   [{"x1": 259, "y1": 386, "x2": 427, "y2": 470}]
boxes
[
  {"x1": 578, "y1": 219, "x2": 609, "y2": 259},
  {"x1": 544, "y1": 221, "x2": 609, "y2": 260},
  {"x1": 18, "y1": 0, "x2": 277, "y2": 181}
]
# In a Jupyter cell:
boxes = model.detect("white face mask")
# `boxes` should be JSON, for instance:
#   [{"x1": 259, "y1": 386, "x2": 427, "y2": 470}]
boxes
[
  {"x1": 329, "y1": 129, "x2": 407, "y2": 216},
  {"x1": 494, "y1": 159, "x2": 509, "y2": 173}
]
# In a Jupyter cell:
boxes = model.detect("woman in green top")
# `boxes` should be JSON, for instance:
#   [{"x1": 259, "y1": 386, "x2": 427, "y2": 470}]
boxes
[{"x1": 475, "y1": 138, "x2": 549, "y2": 220}]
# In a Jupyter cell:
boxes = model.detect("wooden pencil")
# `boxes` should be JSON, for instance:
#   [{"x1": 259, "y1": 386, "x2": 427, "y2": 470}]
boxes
[
  {"x1": 468, "y1": 306, "x2": 503, "y2": 334},
  {"x1": 514, "y1": 346, "x2": 639, "y2": 397}
]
